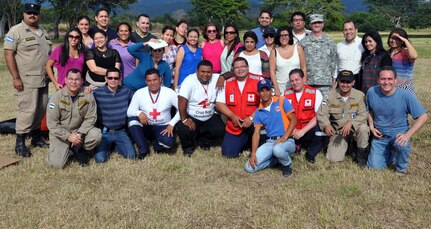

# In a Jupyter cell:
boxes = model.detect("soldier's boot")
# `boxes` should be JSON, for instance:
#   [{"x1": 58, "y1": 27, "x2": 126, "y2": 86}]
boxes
[
  {"x1": 355, "y1": 147, "x2": 369, "y2": 168},
  {"x1": 31, "y1": 129, "x2": 49, "y2": 148},
  {"x1": 15, "y1": 134, "x2": 32, "y2": 157},
  {"x1": 75, "y1": 148, "x2": 89, "y2": 167}
]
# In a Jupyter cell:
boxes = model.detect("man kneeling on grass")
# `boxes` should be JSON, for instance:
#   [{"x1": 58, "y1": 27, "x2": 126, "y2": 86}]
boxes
[
  {"x1": 366, "y1": 66, "x2": 429, "y2": 175},
  {"x1": 46, "y1": 69, "x2": 102, "y2": 168},
  {"x1": 245, "y1": 79, "x2": 297, "y2": 177}
]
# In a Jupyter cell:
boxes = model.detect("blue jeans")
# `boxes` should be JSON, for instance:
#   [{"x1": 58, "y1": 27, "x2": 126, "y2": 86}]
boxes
[
  {"x1": 367, "y1": 133, "x2": 411, "y2": 173},
  {"x1": 245, "y1": 138, "x2": 295, "y2": 173},
  {"x1": 94, "y1": 129, "x2": 136, "y2": 163}
]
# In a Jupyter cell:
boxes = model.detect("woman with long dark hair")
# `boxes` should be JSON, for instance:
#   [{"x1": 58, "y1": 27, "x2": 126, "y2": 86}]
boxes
[
  {"x1": 360, "y1": 30, "x2": 392, "y2": 93},
  {"x1": 46, "y1": 28, "x2": 85, "y2": 90},
  {"x1": 234, "y1": 31, "x2": 269, "y2": 79},
  {"x1": 387, "y1": 28, "x2": 418, "y2": 95},
  {"x1": 220, "y1": 24, "x2": 243, "y2": 74},
  {"x1": 77, "y1": 15, "x2": 93, "y2": 49}
]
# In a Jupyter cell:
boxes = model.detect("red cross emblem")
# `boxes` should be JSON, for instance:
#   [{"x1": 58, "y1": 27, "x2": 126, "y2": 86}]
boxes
[
  {"x1": 149, "y1": 108, "x2": 161, "y2": 119},
  {"x1": 199, "y1": 98, "x2": 209, "y2": 108}
]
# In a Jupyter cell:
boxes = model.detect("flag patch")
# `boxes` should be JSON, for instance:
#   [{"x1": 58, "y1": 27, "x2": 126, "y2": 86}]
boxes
[
  {"x1": 6, "y1": 36, "x2": 14, "y2": 43},
  {"x1": 49, "y1": 103, "x2": 55, "y2": 109}
]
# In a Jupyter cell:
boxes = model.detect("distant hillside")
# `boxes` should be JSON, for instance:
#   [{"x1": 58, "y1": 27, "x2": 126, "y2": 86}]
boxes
[{"x1": 124, "y1": 0, "x2": 367, "y2": 17}]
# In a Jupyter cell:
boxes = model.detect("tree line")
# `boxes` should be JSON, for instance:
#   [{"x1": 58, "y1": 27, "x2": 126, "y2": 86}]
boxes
[{"x1": 1, "y1": 0, "x2": 431, "y2": 40}]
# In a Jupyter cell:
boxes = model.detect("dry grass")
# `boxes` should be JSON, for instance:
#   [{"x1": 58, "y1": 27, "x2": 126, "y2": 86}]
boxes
[{"x1": 0, "y1": 36, "x2": 430, "y2": 228}]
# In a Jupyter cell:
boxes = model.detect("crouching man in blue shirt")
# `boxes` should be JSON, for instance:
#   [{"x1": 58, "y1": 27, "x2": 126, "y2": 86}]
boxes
[{"x1": 245, "y1": 79, "x2": 297, "y2": 177}]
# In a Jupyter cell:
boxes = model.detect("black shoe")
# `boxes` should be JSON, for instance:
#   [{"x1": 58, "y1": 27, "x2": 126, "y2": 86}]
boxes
[
  {"x1": 200, "y1": 144, "x2": 211, "y2": 151},
  {"x1": 15, "y1": 134, "x2": 32, "y2": 157},
  {"x1": 305, "y1": 156, "x2": 315, "y2": 164},
  {"x1": 75, "y1": 148, "x2": 89, "y2": 167},
  {"x1": 282, "y1": 165, "x2": 293, "y2": 177},
  {"x1": 31, "y1": 129, "x2": 49, "y2": 148},
  {"x1": 355, "y1": 147, "x2": 369, "y2": 168},
  {"x1": 137, "y1": 154, "x2": 147, "y2": 160}
]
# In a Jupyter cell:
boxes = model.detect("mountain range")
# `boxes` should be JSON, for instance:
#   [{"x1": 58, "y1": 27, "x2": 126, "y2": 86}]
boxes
[{"x1": 124, "y1": 0, "x2": 367, "y2": 17}]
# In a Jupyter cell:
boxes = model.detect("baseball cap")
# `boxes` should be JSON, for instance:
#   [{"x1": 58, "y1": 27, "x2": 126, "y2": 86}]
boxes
[
  {"x1": 258, "y1": 79, "x2": 272, "y2": 91},
  {"x1": 24, "y1": 3, "x2": 41, "y2": 14},
  {"x1": 337, "y1": 70, "x2": 355, "y2": 82},
  {"x1": 263, "y1": 27, "x2": 276, "y2": 37},
  {"x1": 309, "y1": 14, "x2": 324, "y2": 23}
]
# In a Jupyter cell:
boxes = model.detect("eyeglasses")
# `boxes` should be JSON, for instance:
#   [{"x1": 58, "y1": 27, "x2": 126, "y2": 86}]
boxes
[
  {"x1": 68, "y1": 35, "x2": 81, "y2": 40},
  {"x1": 152, "y1": 49, "x2": 163, "y2": 52},
  {"x1": 264, "y1": 34, "x2": 274, "y2": 38},
  {"x1": 207, "y1": 30, "x2": 217, "y2": 34},
  {"x1": 225, "y1": 31, "x2": 237, "y2": 35},
  {"x1": 233, "y1": 65, "x2": 247, "y2": 70},
  {"x1": 106, "y1": 77, "x2": 120, "y2": 81}
]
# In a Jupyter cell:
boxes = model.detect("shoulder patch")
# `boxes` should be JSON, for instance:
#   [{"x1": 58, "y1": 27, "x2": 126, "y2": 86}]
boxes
[
  {"x1": 59, "y1": 100, "x2": 70, "y2": 106},
  {"x1": 5, "y1": 36, "x2": 14, "y2": 43},
  {"x1": 249, "y1": 75, "x2": 260, "y2": 80},
  {"x1": 25, "y1": 37, "x2": 35, "y2": 42},
  {"x1": 284, "y1": 89, "x2": 294, "y2": 95},
  {"x1": 49, "y1": 103, "x2": 55, "y2": 110},
  {"x1": 305, "y1": 88, "x2": 316, "y2": 94}
]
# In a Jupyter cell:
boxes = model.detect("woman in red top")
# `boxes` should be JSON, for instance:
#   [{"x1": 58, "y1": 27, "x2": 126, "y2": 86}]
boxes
[{"x1": 200, "y1": 23, "x2": 224, "y2": 73}]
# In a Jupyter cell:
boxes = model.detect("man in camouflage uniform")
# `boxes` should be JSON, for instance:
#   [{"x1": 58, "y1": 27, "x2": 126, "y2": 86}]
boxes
[
  {"x1": 46, "y1": 69, "x2": 101, "y2": 168},
  {"x1": 299, "y1": 14, "x2": 337, "y2": 96},
  {"x1": 4, "y1": 3, "x2": 52, "y2": 157},
  {"x1": 317, "y1": 70, "x2": 369, "y2": 166}
]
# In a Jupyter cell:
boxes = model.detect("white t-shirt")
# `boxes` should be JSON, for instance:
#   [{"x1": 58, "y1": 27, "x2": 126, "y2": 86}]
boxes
[
  {"x1": 179, "y1": 73, "x2": 220, "y2": 121},
  {"x1": 216, "y1": 79, "x2": 246, "y2": 103},
  {"x1": 127, "y1": 86, "x2": 180, "y2": 126},
  {"x1": 336, "y1": 37, "x2": 364, "y2": 74},
  {"x1": 239, "y1": 52, "x2": 262, "y2": 76}
]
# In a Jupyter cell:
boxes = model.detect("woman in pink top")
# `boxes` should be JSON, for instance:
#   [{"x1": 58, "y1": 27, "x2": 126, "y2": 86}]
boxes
[
  {"x1": 46, "y1": 28, "x2": 85, "y2": 90},
  {"x1": 201, "y1": 23, "x2": 224, "y2": 73}
]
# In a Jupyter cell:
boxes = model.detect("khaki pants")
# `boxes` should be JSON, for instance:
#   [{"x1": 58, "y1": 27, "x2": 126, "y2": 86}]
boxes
[
  {"x1": 14, "y1": 86, "x2": 48, "y2": 134},
  {"x1": 326, "y1": 124, "x2": 369, "y2": 162},
  {"x1": 47, "y1": 127, "x2": 102, "y2": 169}
]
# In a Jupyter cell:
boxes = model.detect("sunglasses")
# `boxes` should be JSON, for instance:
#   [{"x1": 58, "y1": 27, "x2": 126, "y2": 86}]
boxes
[
  {"x1": 207, "y1": 30, "x2": 217, "y2": 34},
  {"x1": 152, "y1": 49, "x2": 163, "y2": 52},
  {"x1": 68, "y1": 35, "x2": 81, "y2": 40},
  {"x1": 264, "y1": 34, "x2": 275, "y2": 38},
  {"x1": 225, "y1": 31, "x2": 236, "y2": 35},
  {"x1": 106, "y1": 77, "x2": 120, "y2": 81}
]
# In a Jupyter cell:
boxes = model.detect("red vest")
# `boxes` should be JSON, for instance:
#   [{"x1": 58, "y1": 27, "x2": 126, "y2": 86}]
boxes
[
  {"x1": 225, "y1": 75, "x2": 260, "y2": 135},
  {"x1": 284, "y1": 85, "x2": 317, "y2": 129}
]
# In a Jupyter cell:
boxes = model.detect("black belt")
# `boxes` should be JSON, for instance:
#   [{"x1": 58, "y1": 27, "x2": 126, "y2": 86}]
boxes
[{"x1": 102, "y1": 126, "x2": 125, "y2": 133}]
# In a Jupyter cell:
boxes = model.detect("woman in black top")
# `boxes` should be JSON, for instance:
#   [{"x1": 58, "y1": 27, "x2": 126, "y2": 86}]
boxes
[{"x1": 85, "y1": 29, "x2": 122, "y2": 88}]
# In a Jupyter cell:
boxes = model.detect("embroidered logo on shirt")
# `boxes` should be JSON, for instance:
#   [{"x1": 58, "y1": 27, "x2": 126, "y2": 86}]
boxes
[
  {"x1": 60, "y1": 100, "x2": 70, "y2": 106},
  {"x1": 26, "y1": 37, "x2": 36, "y2": 41},
  {"x1": 229, "y1": 94, "x2": 234, "y2": 102},
  {"x1": 304, "y1": 99, "x2": 312, "y2": 107},
  {"x1": 275, "y1": 105, "x2": 280, "y2": 112},
  {"x1": 247, "y1": 94, "x2": 255, "y2": 102},
  {"x1": 6, "y1": 36, "x2": 14, "y2": 43}
]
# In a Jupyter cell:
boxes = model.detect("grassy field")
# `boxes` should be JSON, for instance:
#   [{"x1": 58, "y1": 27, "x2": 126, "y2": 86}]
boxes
[{"x1": 0, "y1": 32, "x2": 430, "y2": 228}]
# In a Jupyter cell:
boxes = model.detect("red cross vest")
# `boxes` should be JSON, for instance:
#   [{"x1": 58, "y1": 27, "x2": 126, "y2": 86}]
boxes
[
  {"x1": 283, "y1": 85, "x2": 317, "y2": 129},
  {"x1": 225, "y1": 75, "x2": 260, "y2": 135}
]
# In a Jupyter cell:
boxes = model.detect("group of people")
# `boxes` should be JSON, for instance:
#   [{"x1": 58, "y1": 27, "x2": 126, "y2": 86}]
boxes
[{"x1": 4, "y1": 3, "x2": 428, "y2": 177}]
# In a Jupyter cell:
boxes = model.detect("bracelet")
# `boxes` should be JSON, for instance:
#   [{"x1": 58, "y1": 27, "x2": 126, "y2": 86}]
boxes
[
  {"x1": 248, "y1": 116, "x2": 253, "y2": 121},
  {"x1": 182, "y1": 118, "x2": 188, "y2": 124}
]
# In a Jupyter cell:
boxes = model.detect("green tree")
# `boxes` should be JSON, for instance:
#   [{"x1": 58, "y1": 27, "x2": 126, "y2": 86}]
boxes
[
  {"x1": 261, "y1": 0, "x2": 345, "y2": 31},
  {"x1": 365, "y1": 0, "x2": 430, "y2": 28},
  {"x1": 46, "y1": 0, "x2": 137, "y2": 39},
  {"x1": 407, "y1": 3, "x2": 431, "y2": 29},
  {"x1": 189, "y1": 0, "x2": 249, "y2": 29},
  {"x1": 345, "y1": 12, "x2": 392, "y2": 32}
]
